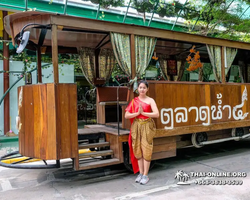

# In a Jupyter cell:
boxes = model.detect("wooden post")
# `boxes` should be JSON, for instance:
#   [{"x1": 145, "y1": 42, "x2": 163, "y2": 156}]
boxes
[
  {"x1": 3, "y1": 11, "x2": 10, "y2": 135},
  {"x1": 130, "y1": 34, "x2": 136, "y2": 99},
  {"x1": 221, "y1": 46, "x2": 226, "y2": 84},
  {"x1": 95, "y1": 48, "x2": 101, "y2": 79},
  {"x1": 51, "y1": 24, "x2": 59, "y2": 83},
  {"x1": 37, "y1": 47, "x2": 42, "y2": 83}
]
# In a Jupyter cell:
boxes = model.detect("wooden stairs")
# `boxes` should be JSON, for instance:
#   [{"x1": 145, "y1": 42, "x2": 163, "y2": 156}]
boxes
[{"x1": 74, "y1": 136, "x2": 122, "y2": 171}]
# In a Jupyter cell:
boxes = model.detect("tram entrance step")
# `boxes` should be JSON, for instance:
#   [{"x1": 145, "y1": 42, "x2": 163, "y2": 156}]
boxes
[
  {"x1": 79, "y1": 150, "x2": 113, "y2": 159},
  {"x1": 78, "y1": 158, "x2": 120, "y2": 170},
  {"x1": 79, "y1": 142, "x2": 110, "y2": 149}
]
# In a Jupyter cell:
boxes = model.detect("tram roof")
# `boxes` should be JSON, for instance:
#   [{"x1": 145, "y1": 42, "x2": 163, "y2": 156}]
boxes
[{"x1": 4, "y1": 11, "x2": 250, "y2": 55}]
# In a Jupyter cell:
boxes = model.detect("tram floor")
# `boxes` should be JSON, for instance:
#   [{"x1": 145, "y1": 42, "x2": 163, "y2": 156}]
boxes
[{"x1": 0, "y1": 139, "x2": 250, "y2": 200}]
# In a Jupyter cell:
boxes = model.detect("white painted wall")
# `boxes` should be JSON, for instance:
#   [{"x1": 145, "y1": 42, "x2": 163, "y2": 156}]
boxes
[{"x1": 0, "y1": 60, "x2": 74, "y2": 135}]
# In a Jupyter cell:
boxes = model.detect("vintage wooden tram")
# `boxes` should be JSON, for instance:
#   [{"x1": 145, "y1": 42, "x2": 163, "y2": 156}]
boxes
[{"x1": 1, "y1": 11, "x2": 250, "y2": 171}]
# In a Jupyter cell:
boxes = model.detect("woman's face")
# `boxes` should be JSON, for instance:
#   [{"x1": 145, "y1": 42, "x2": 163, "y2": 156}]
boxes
[{"x1": 138, "y1": 83, "x2": 148, "y2": 95}]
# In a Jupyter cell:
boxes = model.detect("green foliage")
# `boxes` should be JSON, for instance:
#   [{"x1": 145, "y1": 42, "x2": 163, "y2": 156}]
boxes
[
  {"x1": 186, "y1": 0, "x2": 250, "y2": 41},
  {"x1": 74, "y1": 0, "x2": 250, "y2": 42},
  {"x1": 83, "y1": 0, "x2": 125, "y2": 8}
]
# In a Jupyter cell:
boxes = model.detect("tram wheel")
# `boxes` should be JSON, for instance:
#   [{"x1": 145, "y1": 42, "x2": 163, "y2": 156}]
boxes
[
  {"x1": 191, "y1": 132, "x2": 208, "y2": 148},
  {"x1": 231, "y1": 128, "x2": 244, "y2": 141}
]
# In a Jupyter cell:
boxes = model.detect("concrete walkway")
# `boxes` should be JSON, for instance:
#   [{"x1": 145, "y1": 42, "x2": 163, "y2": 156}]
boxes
[{"x1": 0, "y1": 140, "x2": 250, "y2": 200}]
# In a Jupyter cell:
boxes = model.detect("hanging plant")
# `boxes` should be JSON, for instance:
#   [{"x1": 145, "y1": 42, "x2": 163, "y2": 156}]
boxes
[
  {"x1": 132, "y1": 0, "x2": 155, "y2": 13},
  {"x1": 186, "y1": 46, "x2": 203, "y2": 71}
]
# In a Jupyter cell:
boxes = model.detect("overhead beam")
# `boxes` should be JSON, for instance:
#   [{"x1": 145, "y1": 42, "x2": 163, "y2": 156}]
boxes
[
  {"x1": 50, "y1": 15, "x2": 250, "y2": 50},
  {"x1": 95, "y1": 34, "x2": 109, "y2": 49}
]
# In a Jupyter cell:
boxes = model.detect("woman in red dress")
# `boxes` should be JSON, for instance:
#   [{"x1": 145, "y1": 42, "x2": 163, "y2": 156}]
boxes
[{"x1": 125, "y1": 80, "x2": 159, "y2": 185}]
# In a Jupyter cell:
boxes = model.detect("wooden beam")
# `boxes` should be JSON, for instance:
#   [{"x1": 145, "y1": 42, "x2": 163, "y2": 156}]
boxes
[
  {"x1": 37, "y1": 47, "x2": 42, "y2": 83},
  {"x1": 51, "y1": 15, "x2": 250, "y2": 50},
  {"x1": 221, "y1": 46, "x2": 226, "y2": 84},
  {"x1": 51, "y1": 24, "x2": 59, "y2": 84},
  {"x1": 156, "y1": 120, "x2": 250, "y2": 138},
  {"x1": 130, "y1": 34, "x2": 136, "y2": 79}
]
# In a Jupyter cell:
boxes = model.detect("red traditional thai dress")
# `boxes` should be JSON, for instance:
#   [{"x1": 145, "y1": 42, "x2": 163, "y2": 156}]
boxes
[{"x1": 125, "y1": 97, "x2": 156, "y2": 174}]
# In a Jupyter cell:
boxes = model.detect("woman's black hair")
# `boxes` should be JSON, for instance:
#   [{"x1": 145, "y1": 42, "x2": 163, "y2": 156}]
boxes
[{"x1": 138, "y1": 80, "x2": 149, "y2": 88}]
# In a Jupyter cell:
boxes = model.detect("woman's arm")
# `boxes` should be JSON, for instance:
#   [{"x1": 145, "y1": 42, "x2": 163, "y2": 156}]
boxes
[
  {"x1": 141, "y1": 99, "x2": 159, "y2": 118},
  {"x1": 125, "y1": 111, "x2": 139, "y2": 119},
  {"x1": 125, "y1": 103, "x2": 142, "y2": 119}
]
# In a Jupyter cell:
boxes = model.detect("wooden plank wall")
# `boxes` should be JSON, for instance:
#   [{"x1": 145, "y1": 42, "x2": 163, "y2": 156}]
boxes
[
  {"x1": 152, "y1": 136, "x2": 176, "y2": 160},
  {"x1": 147, "y1": 82, "x2": 250, "y2": 135},
  {"x1": 56, "y1": 84, "x2": 78, "y2": 159},
  {"x1": 18, "y1": 83, "x2": 78, "y2": 160}
]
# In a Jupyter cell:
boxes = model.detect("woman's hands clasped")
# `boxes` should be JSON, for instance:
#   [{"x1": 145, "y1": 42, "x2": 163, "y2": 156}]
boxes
[{"x1": 137, "y1": 103, "x2": 143, "y2": 116}]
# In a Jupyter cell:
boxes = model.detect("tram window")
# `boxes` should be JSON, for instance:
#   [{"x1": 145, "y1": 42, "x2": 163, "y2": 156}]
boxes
[{"x1": 227, "y1": 65, "x2": 241, "y2": 83}]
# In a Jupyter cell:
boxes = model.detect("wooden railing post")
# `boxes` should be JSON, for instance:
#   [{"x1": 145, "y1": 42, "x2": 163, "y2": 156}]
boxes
[{"x1": 51, "y1": 24, "x2": 59, "y2": 84}]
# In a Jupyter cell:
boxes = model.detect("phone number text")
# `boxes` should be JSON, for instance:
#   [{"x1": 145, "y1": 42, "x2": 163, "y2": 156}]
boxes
[{"x1": 195, "y1": 179, "x2": 243, "y2": 185}]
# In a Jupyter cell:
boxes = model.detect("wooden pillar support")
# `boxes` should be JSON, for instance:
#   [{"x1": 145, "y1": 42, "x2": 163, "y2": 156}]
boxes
[
  {"x1": 51, "y1": 24, "x2": 59, "y2": 83},
  {"x1": 3, "y1": 11, "x2": 10, "y2": 135},
  {"x1": 221, "y1": 46, "x2": 226, "y2": 84},
  {"x1": 130, "y1": 34, "x2": 136, "y2": 100},
  {"x1": 95, "y1": 49, "x2": 101, "y2": 79},
  {"x1": 37, "y1": 47, "x2": 42, "y2": 83}
]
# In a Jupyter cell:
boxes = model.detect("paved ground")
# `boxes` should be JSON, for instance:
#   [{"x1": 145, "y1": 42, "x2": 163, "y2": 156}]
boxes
[{"x1": 0, "y1": 139, "x2": 250, "y2": 200}]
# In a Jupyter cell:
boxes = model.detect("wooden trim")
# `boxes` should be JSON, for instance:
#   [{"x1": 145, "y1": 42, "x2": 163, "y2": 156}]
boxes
[
  {"x1": 51, "y1": 24, "x2": 59, "y2": 84},
  {"x1": 155, "y1": 120, "x2": 250, "y2": 137},
  {"x1": 50, "y1": 15, "x2": 250, "y2": 50}
]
